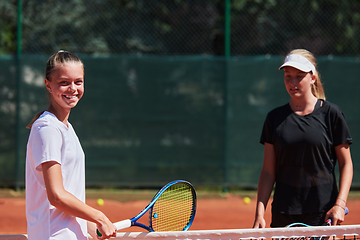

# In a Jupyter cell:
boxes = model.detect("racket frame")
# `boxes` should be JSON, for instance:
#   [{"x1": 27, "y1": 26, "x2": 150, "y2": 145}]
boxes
[
  {"x1": 147, "y1": 180, "x2": 197, "y2": 231},
  {"x1": 98, "y1": 180, "x2": 196, "y2": 236}
]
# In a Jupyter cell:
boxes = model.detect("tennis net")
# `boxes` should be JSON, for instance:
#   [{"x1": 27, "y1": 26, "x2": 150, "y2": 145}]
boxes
[
  {"x1": 1, "y1": 225, "x2": 359, "y2": 240},
  {"x1": 112, "y1": 225, "x2": 360, "y2": 240}
]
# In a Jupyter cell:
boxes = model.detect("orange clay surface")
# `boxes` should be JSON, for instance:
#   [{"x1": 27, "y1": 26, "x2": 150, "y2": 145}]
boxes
[{"x1": 1, "y1": 194, "x2": 360, "y2": 235}]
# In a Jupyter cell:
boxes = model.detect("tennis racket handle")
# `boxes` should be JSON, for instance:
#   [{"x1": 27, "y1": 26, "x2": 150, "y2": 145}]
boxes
[
  {"x1": 96, "y1": 219, "x2": 132, "y2": 237},
  {"x1": 114, "y1": 219, "x2": 132, "y2": 230}
]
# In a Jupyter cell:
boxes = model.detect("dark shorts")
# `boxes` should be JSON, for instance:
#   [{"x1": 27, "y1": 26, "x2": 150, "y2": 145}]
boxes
[{"x1": 271, "y1": 209, "x2": 327, "y2": 227}]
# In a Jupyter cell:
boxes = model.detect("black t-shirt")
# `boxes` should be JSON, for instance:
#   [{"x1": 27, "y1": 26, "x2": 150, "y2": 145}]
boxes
[{"x1": 260, "y1": 100, "x2": 352, "y2": 214}]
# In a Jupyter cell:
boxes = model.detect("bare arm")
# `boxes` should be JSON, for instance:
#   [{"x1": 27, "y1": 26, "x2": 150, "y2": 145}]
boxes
[
  {"x1": 42, "y1": 161, "x2": 117, "y2": 239},
  {"x1": 253, "y1": 143, "x2": 276, "y2": 228},
  {"x1": 325, "y1": 143, "x2": 353, "y2": 225}
]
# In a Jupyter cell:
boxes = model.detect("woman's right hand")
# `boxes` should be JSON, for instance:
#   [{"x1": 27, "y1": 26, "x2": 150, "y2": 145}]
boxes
[{"x1": 95, "y1": 214, "x2": 117, "y2": 239}]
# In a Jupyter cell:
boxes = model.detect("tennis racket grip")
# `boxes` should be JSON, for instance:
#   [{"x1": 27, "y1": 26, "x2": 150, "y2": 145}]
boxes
[
  {"x1": 96, "y1": 219, "x2": 132, "y2": 237},
  {"x1": 114, "y1": 219, "x2": 132, "y2": 230}
]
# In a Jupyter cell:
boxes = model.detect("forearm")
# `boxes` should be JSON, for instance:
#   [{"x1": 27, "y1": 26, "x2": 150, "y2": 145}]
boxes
[
  {"x1": 255, "y1": 171, "x2": 275, "y2": 216},
  {"x1": 337, "y1": 161, "x2": 353, "y2": 207},
  {"x1": 256, "y1": 143, "x2": 276, "y2": 217},
  {"x1": 48, "y1": 189, "x2": 116, "y2": 238},
  {"x1": 253, "y1": 171, "x2": 274, "y2": 228},
  {"x1": 49, "y1": 189, "x2": 108, "y2": 226},
  {"x1": 326, "y1": 143, "x2": 353, "y2": 225},
  {"x1": 335, "y1": 144, "x2": 353, "y2": 206}
]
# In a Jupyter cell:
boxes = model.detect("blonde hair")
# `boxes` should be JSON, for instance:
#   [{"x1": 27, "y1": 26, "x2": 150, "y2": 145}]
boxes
[
  {"x1": 26, "y1": 50, "x2": 84, "y2": 129},
  {"x1": 286, "y1": 49, "x2": 326, "y2": 100}
]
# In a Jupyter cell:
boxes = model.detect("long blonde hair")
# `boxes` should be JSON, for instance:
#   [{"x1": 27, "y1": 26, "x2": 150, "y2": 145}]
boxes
[
  {"x1": 26, "y1": 50, "x2": 84, "y2": 129},
  {"x1": 285, "y1": 49, "x2": 326, "y2": 100}
]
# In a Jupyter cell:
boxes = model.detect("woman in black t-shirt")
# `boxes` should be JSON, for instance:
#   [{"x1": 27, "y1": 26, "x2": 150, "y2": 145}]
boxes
[{"x1": 253, "y1": 49, "x2": 353, "y2": 228}]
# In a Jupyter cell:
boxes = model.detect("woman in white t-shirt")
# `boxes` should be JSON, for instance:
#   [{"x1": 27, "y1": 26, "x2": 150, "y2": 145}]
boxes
[{"x1": 25, "y1": 50, "x2": 117, "y2": 240}]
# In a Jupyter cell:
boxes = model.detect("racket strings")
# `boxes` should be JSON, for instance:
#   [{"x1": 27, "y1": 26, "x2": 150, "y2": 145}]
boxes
[{"x1": 151, "y1": 183, "x2": 195, "y2": 231}]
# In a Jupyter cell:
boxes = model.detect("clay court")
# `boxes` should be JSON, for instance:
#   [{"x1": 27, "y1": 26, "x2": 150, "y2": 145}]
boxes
[{"x1": 1, "y1": 191, "x2": 360, "y2": 236}]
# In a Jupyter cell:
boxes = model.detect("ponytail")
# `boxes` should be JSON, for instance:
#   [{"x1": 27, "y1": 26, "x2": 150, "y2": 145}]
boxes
[{"x1": 26, "y1": 111, "x2": 45, "y2": 129}]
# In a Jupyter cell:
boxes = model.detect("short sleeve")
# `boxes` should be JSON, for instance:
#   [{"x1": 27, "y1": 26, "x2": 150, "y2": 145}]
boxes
[
  {"x1": 260, "y1": 113, "x2": 273, "y2": 145},
  {"x1": 30, "y1": 125, "x2": 63, "y2": 170},
  {"x1": 331, "y1": 108, "x2": 352, "y2": 147}
]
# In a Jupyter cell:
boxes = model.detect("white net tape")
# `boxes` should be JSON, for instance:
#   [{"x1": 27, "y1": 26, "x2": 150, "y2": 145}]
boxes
[
  {"x1": 1, "y1": 225, "x2": 359, "y2": 240},
  {"x1": 114, "y1": 225, "x2": 360, "y2": 240}
]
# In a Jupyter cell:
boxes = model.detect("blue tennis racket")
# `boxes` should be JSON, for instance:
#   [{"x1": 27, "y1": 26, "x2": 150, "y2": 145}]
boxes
[
  {"x1": 97, "y1": 180, "x2": 197, "y2": 237},
  {"x1": 286, "y1": 207, "x2": 349, "y2": 228},
  {"x1": 274, "y1": 207, "x2": 350, "y2": 240}
]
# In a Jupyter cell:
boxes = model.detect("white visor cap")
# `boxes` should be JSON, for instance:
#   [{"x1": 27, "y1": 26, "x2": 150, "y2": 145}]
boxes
[{"x1": 279, "y1": 54, "x2": 316, "y2": 75}]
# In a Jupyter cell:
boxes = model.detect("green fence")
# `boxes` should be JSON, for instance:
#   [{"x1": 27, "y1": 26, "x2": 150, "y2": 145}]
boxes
[
  {"x1": 0, "y1": 55, "x2": 359, "y2": 188},
  {"x1": 1, "y1": 0, "x2": 360, "y2": 188}
]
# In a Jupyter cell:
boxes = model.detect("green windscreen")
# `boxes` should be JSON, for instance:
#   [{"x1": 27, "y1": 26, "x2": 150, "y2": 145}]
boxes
[{"x1": 1, "y1": 55, "x2": 359, "y2": 188}]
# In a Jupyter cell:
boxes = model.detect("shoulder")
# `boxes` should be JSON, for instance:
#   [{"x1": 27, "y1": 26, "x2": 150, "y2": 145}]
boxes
[
  {"x1": 322, "y1": 100, "x2": 341, "y2": 110},
  {"x1": 321, "y1": 100, "x2": 345, "y2": 116},
  {"x1": 266, "y1": 103, "x2": 291, "y2": 119},
  {"x1": 261, "y1": 103, "x2": 292, "y2": 130},
  {"x1": 31, "y1": 112, "x2": 64, "y2": 137},
  {"x1": 319, "y1": 100, "x2": 350, "y2": 127}
]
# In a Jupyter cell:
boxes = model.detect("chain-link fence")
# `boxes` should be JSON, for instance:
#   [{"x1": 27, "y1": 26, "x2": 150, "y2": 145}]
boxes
[
  {"x1": 1, "y1": 0, "x2": 360, "y2": 56},
  {"x1": 1, "y1": 0, "x2": 360, "y2": 189}
]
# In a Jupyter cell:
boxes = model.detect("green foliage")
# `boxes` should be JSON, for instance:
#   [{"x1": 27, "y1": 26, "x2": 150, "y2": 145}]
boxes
[
  {"x1": 230, "y1": 0, "x2": 360, "y2": 56},
  {"x1": 1, "y1": 0, "x2": 360, "y2": 56},
  {"x1": 0, "y1": 1, "x2": 17, "y2": 55}
]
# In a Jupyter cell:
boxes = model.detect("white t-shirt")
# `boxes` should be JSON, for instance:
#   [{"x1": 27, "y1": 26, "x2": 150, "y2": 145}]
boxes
[{"x1": 25, "y1": 111, "x2": 87, "y2": 240}]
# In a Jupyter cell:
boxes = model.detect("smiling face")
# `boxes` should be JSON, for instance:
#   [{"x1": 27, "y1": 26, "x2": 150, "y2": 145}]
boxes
[
  {"x1": 45, "y1": 62, "x2": 84, "y2": 111},
  {"x1": 283, "y1": 66, "x2": 315, "y2": 99}
]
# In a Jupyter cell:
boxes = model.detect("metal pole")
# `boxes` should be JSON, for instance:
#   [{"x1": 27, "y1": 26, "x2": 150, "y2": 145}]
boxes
[
  {"x1": 15, "y1": 0, "x2": 23, "y2": 190},
  {"x1": 17, "y1": 0, "x2": 22, "y2": 56},
  {"x1": 223, "y1": 0, "x2": 231, "y2": 192},
  {"x1": 224, "y1": 0, "x2": 231, "y2": 58}
]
